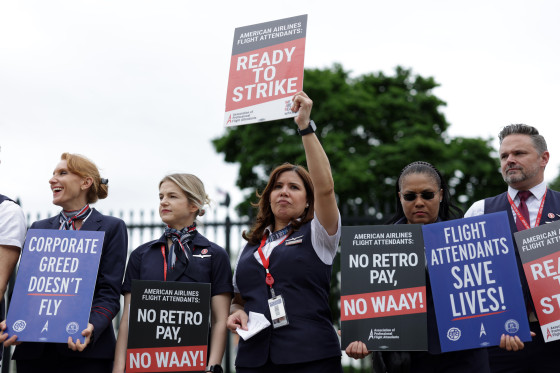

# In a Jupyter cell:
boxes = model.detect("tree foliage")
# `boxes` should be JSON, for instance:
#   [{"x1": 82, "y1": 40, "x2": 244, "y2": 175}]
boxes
[
  {"x1": 549, "y1": 166, "x2": 560, "y2": 191},
  {"x1": 213, "y1": 64, "x2": 504, "y2": 218}
]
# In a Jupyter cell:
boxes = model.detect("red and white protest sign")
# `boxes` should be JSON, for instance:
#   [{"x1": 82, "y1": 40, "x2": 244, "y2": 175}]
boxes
[
  {"x1": 341, "y1": 286, "x2": 426, "y2": 321},
  {"x1": 127, "y1": 346, "x2": 207, "y2": 372},
  {"x1": 224, "y1": 15, "x2": 307, "y2": 126},
  {"x1": 515, "y1": 220, "x2": 560, "y2": 342}
]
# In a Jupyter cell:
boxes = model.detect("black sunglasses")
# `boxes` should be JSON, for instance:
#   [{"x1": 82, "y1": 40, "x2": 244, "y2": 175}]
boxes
[{"x1": 402, "y1": 192, "x2": 436, "y2": 202}]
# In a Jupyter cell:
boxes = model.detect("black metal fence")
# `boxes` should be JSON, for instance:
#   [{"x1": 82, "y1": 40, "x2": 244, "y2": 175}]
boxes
[{"x1": 2, "y1": 200, "x2": 386, "y2": 373}]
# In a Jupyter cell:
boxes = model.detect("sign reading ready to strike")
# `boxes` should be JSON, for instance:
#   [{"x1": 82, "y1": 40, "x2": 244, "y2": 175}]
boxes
[
  {"x1": 126, "y1": 280, "x2": 211, "y2": 373},
  {"x1": 224, "y1": 15, "x2": 307, "y2": 126},
  {"x1": 340, "y1": 225, "x2": 427, "y2": 351},
  {"x1": 6, "y1": 229, "x2": 104, "y2": 342}
]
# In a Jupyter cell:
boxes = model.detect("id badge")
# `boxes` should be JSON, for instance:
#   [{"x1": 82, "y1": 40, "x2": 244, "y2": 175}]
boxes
[{"x1": 268, "y1": 295, "x2": 289, "y2": 329}]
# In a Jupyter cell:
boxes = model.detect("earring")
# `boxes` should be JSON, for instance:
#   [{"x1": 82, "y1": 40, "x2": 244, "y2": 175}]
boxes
[{"x1": 306, "y1": 203, "x2": 309, "y2": 208}]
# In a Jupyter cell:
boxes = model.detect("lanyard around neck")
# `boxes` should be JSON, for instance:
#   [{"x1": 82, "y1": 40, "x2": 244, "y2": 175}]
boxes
[
  {"x1": 257, "y1": 231, "x2": 290, "y2": 288},
  {"x1": 160, "y1": 241, "x2": 195, "y2": 282},
  {"x1": 507, "y1": 188, "x2": 547, "y2": 230},
  {"x1": 161, "y1": 245, "x2": 168, "y2": 281}
]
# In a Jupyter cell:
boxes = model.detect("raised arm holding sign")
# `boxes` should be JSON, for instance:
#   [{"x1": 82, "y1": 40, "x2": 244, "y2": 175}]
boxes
[{"x1": 226, "y1": 91, "x2": 343, "y2": 372}]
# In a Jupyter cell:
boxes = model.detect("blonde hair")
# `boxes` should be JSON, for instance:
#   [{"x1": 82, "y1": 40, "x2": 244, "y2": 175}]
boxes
[
  {"x1": 159, "y1": 173, "x2": 210, "y2": 217},
  {"x1": 61, "y1": 152, "x2": 108, "y2": 203}
]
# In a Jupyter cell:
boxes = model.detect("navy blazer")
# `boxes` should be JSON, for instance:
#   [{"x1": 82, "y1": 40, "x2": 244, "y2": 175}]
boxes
[
  {"x1": 12, "y1": 209, "x2": 128, "y2": 360},
  {"x1": 122, "y1": 230, "x2": 233, "y2": 297}
]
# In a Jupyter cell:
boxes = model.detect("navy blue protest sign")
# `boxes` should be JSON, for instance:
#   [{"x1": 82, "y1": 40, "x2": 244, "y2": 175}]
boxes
[
  {"x1": 422, "y1": 211, "x2": 530, "y2": 352},
  {"x1": 6, "y1": 229, "x2": 104, "y2": 342},
  {"x1": 126, "y1": 280, "x2": 211, "y2": 373}
]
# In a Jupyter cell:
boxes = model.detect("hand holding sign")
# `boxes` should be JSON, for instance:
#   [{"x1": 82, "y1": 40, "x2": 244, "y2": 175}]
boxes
[
  {"x1": 0, "y1": 320, "x2": 20, "y2": 346},
  {"x1": 345, "y1": 340, "x2": 371, "y2": 360},
  {"x1": 67, "y1": 322, "x2": 94, "y2": 351},
  {"x1": 499, "y1": 331, "x2": 536, "y2": 351},
  {"x1": 292, "y1": 91, "x2": 312, "y2": 129}
]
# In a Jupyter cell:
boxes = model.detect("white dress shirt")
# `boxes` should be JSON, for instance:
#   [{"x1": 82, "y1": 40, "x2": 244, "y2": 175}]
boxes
[{"x1": 464, "y1": 180, "x2": 548, "y2": 228}]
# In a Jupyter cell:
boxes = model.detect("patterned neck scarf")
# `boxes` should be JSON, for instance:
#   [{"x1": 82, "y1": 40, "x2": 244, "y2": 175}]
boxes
[
  {"x1": 163, "y1": 223, "x2": 197, "y2": 271},
  {"x1": 59, "y1": 205, "x2": 91, "y2": 230},
  {"x1": 266, "y1": 224, "x2": 291, "y2": 244}
]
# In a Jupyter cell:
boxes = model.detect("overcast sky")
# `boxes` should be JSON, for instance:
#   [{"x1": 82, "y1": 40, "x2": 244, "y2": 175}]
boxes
[{"x1": 1, "y1": 0, "x2": 559, "y2": 223}]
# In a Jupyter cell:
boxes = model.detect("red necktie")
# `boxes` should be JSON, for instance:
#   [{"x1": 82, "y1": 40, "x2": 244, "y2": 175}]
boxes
[{"x1": 515, "y1": 191, "x2": 532, "y2": 231}]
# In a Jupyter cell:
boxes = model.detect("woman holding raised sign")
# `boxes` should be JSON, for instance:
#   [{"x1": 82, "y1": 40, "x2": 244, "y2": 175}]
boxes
[
  {"x1": 344, "y1": 161, "x2": 490, "y2": 373},
  {"x1": 0, "y1": 152, "x2": 128, "y2": 373},
  {"x1": 113, "y1": 174, "x2": 232, "y2": 373},
  {"x1": 226, "y1": 91, "x2": 343, "y2": 373}
]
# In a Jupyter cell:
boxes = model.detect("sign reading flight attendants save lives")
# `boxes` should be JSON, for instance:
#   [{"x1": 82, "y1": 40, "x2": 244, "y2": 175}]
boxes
[
  {"x1": 422, "y1": 211, "x2": 531, "y2": 352},
  {"x1": 514, "y1": 219, "x2": 560, "y2": 342},
  {"x1": 224, "y1": 15, "x2": 307, "y2": 126},
  {"x1": 341, "y1": 225, "x2": 427, "y2": 351},
  {"x1": 126, "y1": 280, "x2": 211, "y2": 373},
  {"x1": 6, "y1": 229, "x2": 104, "y2": 342}
]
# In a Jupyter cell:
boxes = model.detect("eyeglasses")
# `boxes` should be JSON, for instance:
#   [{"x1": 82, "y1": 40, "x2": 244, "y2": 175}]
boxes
[{"x1": 402, "y1": 192, "x2": 436, "y2": 202}]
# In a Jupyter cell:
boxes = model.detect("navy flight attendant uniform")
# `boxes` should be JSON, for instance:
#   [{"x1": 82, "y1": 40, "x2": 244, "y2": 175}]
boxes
[
  {"x1": 121, "y1": 230, "x2": 233, "y2": 296},
  {"x1": 234, "y1": 220, "x2": 342, "y2": 372},
  {"x1": 13, "y1": 209, "x2": 128, "y2": 373},
  {"x1": 121, "y1": 229, "x2": 233, "y2": 365}
]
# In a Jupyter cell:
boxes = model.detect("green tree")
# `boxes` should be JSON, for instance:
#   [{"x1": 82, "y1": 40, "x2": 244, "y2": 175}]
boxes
[
  {"x1": 213, "y1": 64, "x2": 504, "y2": 217},
  {"x1": 214, "y1": 64, "x2": 506, "y2": 326},
  {"x1": 549, "y1": 166, "x2": 560, "y2": 191}
]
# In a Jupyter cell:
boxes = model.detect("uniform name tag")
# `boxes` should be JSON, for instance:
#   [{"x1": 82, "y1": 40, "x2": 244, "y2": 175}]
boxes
[{"x1": 285, "y1": 235, "x2": 303, "y2": 246}]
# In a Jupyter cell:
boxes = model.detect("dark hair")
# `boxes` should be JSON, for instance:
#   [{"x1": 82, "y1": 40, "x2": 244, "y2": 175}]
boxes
[
  {"x1": 498, "y1": 124, "x2": 547, "y2": 155},
  {"x1": 386, "y1": 161, "x2": 463, "y2": 224},
  {"x1": 243, "y1": 163, "x2": 314, "y2": 245}
]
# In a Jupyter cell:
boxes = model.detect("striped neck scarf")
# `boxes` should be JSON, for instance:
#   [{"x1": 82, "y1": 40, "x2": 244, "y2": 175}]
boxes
[
  {"x1": 164, "y1": 223, "x2": 196, "y2": 270},
  {"x1": 59, "y1": 204, "x2": 91, "y2": 230},
  {"x1": 265, "y1": 224, "x2": 291, "y2": 244}
]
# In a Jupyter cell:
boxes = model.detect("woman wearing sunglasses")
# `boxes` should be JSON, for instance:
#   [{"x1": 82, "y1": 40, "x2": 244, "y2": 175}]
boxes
[{"x1": 345, "y1": 161, "x2": 490, "y2": 373}]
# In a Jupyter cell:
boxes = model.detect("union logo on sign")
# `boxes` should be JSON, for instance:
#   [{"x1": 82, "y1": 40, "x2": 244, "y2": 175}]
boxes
[
  {"x1": 66, "y1": 322, "x2": 80, "y2": 334},
  {"x1": 505, "y1": 319, "x2": 520, "y2": 334},
  {"x1": 447, "y1": 327, "x2": 461, "y2": 341}
]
